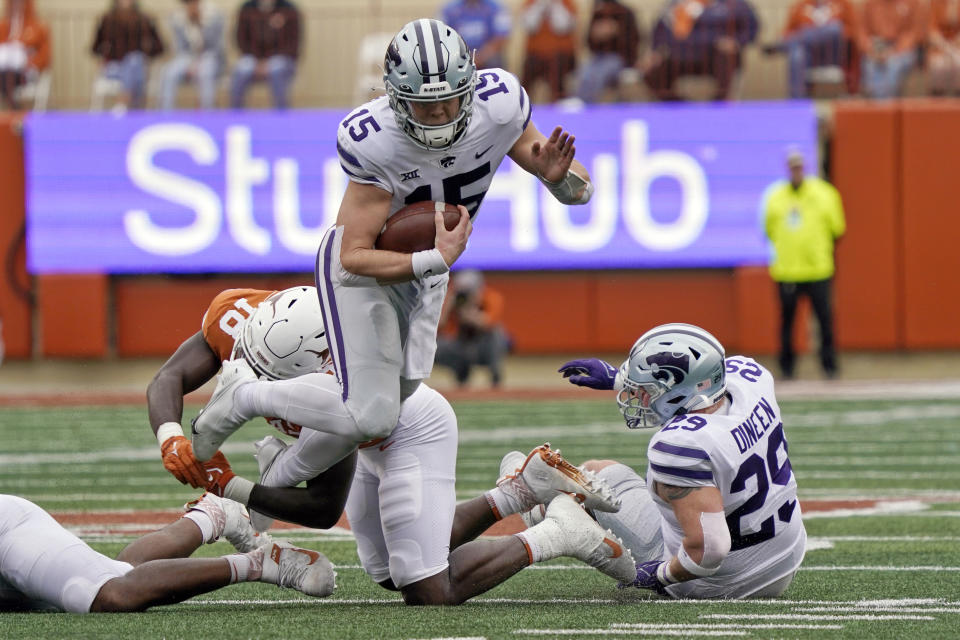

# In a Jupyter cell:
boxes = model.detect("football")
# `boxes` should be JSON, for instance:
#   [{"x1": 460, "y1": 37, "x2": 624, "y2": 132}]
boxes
[{"x1": 375, "y1": 201, "x2": 462, "y2": 253}]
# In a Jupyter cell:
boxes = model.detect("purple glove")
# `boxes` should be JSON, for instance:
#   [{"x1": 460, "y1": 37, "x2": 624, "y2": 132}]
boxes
[
  {"x1": 618, "y1": 560, "x2": 670, "y2": 596},
  {"x1": 558, "y1": 358, "x2": 618, "y2": 390}
]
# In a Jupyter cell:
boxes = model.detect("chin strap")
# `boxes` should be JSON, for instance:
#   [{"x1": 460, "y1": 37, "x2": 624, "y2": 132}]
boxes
[{"x1": 538, "y1": 168, "x2": 594, "y2": 205}]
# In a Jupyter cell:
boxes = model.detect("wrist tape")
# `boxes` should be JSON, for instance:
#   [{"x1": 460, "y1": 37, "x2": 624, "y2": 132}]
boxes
[
  {"x1": 156, "y1": 422, "x2": 184, "y2": 447},
  {"x1": 411, "y1": 248, "x2": 449, "y2": 280},
  {"x1": 538, "y1": 169, "x2": 594, "y2": 205},
  {"x1": 656, "y1": 561, "x2": 679, "y2": 585}
]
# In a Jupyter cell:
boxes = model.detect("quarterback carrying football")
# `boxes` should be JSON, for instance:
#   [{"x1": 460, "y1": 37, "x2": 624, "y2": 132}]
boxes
[
  {"x1": 190, "y1": 17, "x2": 594, "y2": 485},
  {"x1": 552, "y1": 323, "x2": 807, "y2": 599}
]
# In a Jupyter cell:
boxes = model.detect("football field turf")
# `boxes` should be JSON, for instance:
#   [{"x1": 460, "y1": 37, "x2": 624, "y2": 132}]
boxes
[{"x1": 2, "y1": 393, "x2": 960, "y2": 639}]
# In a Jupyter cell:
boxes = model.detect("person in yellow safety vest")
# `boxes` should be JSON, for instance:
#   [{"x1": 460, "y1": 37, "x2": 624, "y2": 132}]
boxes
[{"x1": 762, "y1": 148, "x2": 846, "y2": 380}]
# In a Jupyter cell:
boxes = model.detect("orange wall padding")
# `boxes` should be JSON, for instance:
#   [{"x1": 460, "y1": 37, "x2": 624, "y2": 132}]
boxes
[
  {"x1": 590, "y1": 270, "x2": 737, "y2": 352},
  {"x1": 485, "y1": 272, "x2": 593, "y2": 353},
  {"x1": 831, "y1": 103, "x2": 902, "y2": 349},
  {"x1": 114, "y1": 275, "x2": 313, "y2": 356},
  {"x1": 0, "y1": 116, "x2": 31, "y2": 358},
  {"x1": 38, "y1": 274, "x2": 108, "y2": 357},
  {"x1": 899, "y1": 101, "x2": 960, "y2": 348}
]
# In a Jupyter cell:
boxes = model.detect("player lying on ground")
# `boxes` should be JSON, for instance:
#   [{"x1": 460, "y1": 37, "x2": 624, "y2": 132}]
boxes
[
  {"x1": 0, "y1": 493, "x2": 334, "y2": 613},
  {"x1": 549, "y1": 322, "x2": 807, "y2": 599},
  {"x1": 147, "y1": 286, "x2": 357, "y2": 530},
  {"x1": 189, "y1": 18, "x2": 595, "y2": 499}
]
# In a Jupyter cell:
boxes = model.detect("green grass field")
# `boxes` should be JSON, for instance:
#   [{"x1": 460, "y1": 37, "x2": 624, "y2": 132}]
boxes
[{"x1": 2, "y1": 393, "x2": 960, "y2": 639}]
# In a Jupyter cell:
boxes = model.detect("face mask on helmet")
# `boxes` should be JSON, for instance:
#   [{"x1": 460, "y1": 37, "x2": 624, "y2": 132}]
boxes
[
  {"x1": 235, "y1": 286, "x2": 330, "y2": 380},
  {"x1": 616, "y1": 323, "x2": 727, "y2": 429},
  {"x1": 384, "y1": 18, "x2": 476, "y2": 151}
]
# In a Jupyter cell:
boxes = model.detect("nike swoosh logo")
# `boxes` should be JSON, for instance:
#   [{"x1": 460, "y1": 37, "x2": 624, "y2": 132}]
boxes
[
  {"x1": 422, "y1": 269, "x2": 433, "y2": 277},
  {"x1": 378, "y1": 441, "x2": 396, "y2": 452},
  {"x1": 475, "y1": 145, "x2": 493, "y2": 159},
  {"x1": 603, "y1": 537, "x2": 623, "y2": 559},
  {"x1": 429, "y1": 280, "x2": 442, "y2": 289}
]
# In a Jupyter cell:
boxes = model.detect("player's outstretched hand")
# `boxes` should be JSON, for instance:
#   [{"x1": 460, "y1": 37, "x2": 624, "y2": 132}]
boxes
[
  {"x1": 558, "y1": 358, "x2": 618, "y2": 390},
  {"x1": 531, "y1": 126, "x2": 576, "y2": 184},
  {"x1": 160, "y1": 435, "x2": 207, "y2": 487},
  {"x1": 618, "y1": 560, "x2": 669, "y2": 596},
  {"x1": 202, "y1": 451, "x2": 237, "y2": 498},
  {"x1": 435, "y1": 204, "x2": 472, "y2": 267}
]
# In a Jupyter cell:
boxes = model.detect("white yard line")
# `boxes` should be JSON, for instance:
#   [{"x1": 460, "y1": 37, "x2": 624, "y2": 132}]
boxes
[{"x1": 701, "y1": 613, "x2": 935, "y2": 621}]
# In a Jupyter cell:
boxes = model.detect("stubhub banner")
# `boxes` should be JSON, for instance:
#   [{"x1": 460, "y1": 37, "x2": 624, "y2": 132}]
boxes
[{"x1": 25, "y1": 102, "x2": 816, "y2": 274}]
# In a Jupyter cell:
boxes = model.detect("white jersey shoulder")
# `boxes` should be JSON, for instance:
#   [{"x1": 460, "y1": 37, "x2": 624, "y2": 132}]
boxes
[
  {"x1": 647, "y1": 356, "x2": 782, "y2": 491},
  {"x1": 336, "y1": 69, "x2": 531, "y2": 218}
]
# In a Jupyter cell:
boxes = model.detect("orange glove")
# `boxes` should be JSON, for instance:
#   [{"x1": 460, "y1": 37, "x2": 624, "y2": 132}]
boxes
[
  {"x1": 202, "y1": 451, "x2": 237, "y2": 497},
  {"x1": 160, "y1": 435, "x2": 207, "y2": 488}
]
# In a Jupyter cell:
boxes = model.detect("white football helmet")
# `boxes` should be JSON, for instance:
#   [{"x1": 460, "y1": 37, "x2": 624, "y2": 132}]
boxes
[
  {"x1": 616, "y1": 323, "x2": 727, "y2": 430},
  {"x1": 234, "y1": 286, "x2": 329, "y2": 381},
  {"x1": 383, "y1": 18, "x2": 476, "y2": 150}
]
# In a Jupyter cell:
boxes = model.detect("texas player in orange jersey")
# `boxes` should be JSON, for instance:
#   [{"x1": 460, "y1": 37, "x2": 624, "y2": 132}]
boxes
[{"x1": 147, "y1": 286, "x2": 357, "y2": 531}]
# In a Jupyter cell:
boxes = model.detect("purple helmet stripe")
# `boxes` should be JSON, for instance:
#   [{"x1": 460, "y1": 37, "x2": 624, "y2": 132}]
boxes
[
  {"x1": 316, "y1": 227, "x2": 349, "y2": 402},
  {"x1": 429, "y1": 19, "x2": 446, "y2": 83},
  {"x1": 413, "y1": 19, "x2": 430, "y2": 78},
  {"x1": 650, "y1": 462, "x2": 713, "y2": 481}
]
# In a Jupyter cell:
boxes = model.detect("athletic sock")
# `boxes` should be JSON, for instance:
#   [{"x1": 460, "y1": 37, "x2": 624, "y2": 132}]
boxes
[
  {"x1": 515, "y1": 518, "x2": 565, "y2": 564},
  {"x1": 226, "y1": 547, "x2": 264, "y2": 583},
  {"x1": 183, "y1": 510, "x2": 218, "y2": 544}
]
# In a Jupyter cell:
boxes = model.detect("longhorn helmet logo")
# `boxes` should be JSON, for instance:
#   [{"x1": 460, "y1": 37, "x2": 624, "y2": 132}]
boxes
[{"x1": 644, "y1": 352, "x2": 690, "y2": 385}]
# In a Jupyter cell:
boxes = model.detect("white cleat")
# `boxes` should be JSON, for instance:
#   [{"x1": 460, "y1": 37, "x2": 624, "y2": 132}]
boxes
[
  {"x1": 545, "y1": 493, "x2": 635, "y2": 583},
  {"x1": 260, "y1": 542, "x2": 336, "y2": 598},
  {"x1": 249, "y1": 435, "x2": 289, "y2": 532},
  {"x1": 191, "y1": 358, "x2": 257, "y2": 461},
  {"x1": 498, "y1": 443, "x2": 621, "y2": 514},
  {"x1": 221, "y1": 496, "x2": 276, "y2": 552}
]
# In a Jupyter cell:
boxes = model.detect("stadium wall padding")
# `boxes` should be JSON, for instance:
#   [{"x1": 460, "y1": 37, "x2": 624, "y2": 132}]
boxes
[
  {"x1": 0, "y1": 115, "x2": 31, "y2": 358},
  {"x1": 12, "y1": 100, "x2": 960, "y2": 358},
  {"x1": 831, "y1": 103, "x2": 904, "y2": 350},
  {"x1": 899, "y1": 101, "x2": 960, "y2": 349}
]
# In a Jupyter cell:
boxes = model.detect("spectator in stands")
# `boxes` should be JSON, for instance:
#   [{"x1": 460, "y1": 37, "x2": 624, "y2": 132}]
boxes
[
  {"x1": 159, "y1": 0, "x2": 225, "y2": 110},
  {"x1": 763, "y1": 149, "x2": 846, "y2": 380},
  {"x1": 521, "y1": 0, "x2": 578, "y2": 102},
  {"x1": 766, "y1": 0, "x2": 859, "y2": 98},
  {"x1": 574, "y1": 0, "x2": 641, "y2": 103},
  {"x1": 858, "y1": 0, "x2": 923, "y2": 98},
  {"x1": 230, "y1": 0, "x2": 300, "y2": 109},
  {"x1": 440, "y1": 0, "x2": 511, "y2": 70},
  {"x1": 643, "y1": 0, "x2": 758, "y2": 102},
  {"x1": 90, "y1": 0, "x2": 164, "y2": 110},
  {"x1": 927, "y1": 0, "x2": 960, "y2": 96},
  {"x1": 434, "y1": 270, "x2": 509, "y2": 389},
  {"x1": 0, "y1": 0, "x2": 49, "y2": 110}
]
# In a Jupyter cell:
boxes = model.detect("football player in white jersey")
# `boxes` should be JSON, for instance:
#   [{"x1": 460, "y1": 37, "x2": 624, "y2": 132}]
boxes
[
  {"x1": 190, "y1": 18, "x2": 594, "y2": 488},
  {"x1": 0, "y1": 493, "x2": 334, "y2": 613},
  {"x1": 555, "y1": 323, "x2": 807, "y2": 599}
]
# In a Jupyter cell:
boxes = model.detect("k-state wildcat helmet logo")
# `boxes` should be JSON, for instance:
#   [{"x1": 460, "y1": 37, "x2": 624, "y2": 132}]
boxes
[
  {"x1": 645, "y1": 352, "x2": 689, "y2": 384},
  {"x1": 439, "y1": 155, "x2": 456, "y2": 168}
]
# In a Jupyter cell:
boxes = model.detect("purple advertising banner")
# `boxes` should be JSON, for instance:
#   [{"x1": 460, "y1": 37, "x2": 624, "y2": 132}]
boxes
[{"x1": 25, "y1": 103, "x2": 817, "y2": 274}]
